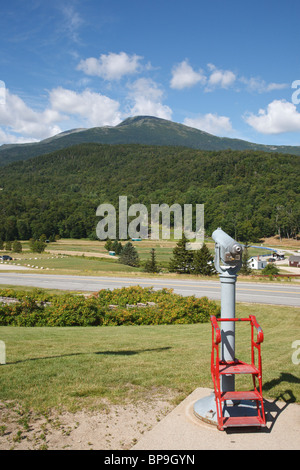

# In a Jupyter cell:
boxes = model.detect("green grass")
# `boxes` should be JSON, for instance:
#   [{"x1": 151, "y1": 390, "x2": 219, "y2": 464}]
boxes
[
  {"x1": 24, "y1": 255, "x2": 140, "y2": 273},
  {"x1": 2, "y1": 236, "x2": 299, "y2": 278},
  {"x1": 0, "y1": 303, "x2": 299, "y2": 413}
]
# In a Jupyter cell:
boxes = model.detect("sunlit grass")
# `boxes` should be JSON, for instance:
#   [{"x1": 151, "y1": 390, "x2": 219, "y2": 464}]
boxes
[{"x1": 0, "y1": 303, "x2": 298, "y2": 413}]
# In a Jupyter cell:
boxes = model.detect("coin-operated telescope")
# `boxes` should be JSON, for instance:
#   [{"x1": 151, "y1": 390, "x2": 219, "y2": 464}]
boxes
[
  {"x1": 194, "y1": 229, "x2": 244, "y2": 425},
  {"x1": 194, "y1": 229, "x2": 267, "y2": 430},
  {"x1": 212, "y1": 228, "x2": 243, "y2": 275},
  {"x1": 212, "y1": 228, "x2": 244, "y2": 391}
]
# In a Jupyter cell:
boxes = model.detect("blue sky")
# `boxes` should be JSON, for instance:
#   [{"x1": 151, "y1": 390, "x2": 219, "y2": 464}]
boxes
[{"x1": 1, "y1": 0, "x2": 300, "y2": 146}]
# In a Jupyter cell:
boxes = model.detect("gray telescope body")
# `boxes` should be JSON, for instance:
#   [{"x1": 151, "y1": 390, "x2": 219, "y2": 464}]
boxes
[{"x1": 212, "y1": 228, "x2": 242, "y2": 271}]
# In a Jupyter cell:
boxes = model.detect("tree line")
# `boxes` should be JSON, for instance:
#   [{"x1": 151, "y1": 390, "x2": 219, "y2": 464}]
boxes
[
  {"x1": 0, "y1": 143, "x2": 298, "y2": 243},
  {"x1": 103, "y1": 234, "x2": 216, "y2": 275}
]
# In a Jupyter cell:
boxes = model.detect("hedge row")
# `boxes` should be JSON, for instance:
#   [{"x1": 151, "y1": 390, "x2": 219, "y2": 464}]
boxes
[{"x1": 0, "y1": 286, "x2": 220, "y2": 327}]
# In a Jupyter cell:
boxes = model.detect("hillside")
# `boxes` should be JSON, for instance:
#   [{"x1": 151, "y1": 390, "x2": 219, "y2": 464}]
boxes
[
  {"x1": 0, "y1": 143, "x2": 298, "y2": 242},
  {"x1": 1, "y1": 116, "x2": 300, "y2": 166}
]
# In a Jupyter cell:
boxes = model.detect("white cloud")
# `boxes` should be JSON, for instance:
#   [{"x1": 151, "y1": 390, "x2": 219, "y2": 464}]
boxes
[
  {"x1": 0, "y1": 89, "x2": 62, "y2": 142},
  {"x1": 0, "y1": 86, "x2": 123, "y2": 144},
  {"x1": 184, "y1": 113, "x2": 233, "y2": 136},
  {"x1": 244, "y1": 99, "x2": 300, "y2": 134},
  {"x1": 0, "y1": 128, "x2": 38, "y2": 144},
  {"x1": 49, "y1": 87, "x2": 122, "y2": 127},
  {"x1": 170, "y1": 60, "x2": 206, "y2": 90},
  {"x1": 240, "y1": 76, "x2": 288, "y2": 93},
  {"x1": 206, "y1": 63, "x2": 236, "y2": 91},
  {"x1": 127, "y1": 78, "x2": 172, "y2": 120},
  {"x1": 77, "y1": 52, "x2": 143, "y2": 80},
  {"x1": 59, "y1": 4, "x2": 83, "y2": 43}
]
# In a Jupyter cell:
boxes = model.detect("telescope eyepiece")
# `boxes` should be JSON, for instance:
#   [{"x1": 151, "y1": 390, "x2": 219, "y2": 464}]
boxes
[{"x1": 231, "y1": 243, "x2": 242, "y2": 255}]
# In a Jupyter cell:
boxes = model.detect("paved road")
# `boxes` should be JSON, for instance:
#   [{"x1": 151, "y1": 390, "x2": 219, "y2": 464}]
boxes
[{"x1": 0, "y1": 272, "x2": 299, "y2": 306}]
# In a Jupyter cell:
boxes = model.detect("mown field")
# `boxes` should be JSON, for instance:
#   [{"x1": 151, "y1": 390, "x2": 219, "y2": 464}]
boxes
[
  {"x1": 1, "y1": 236, "x2": 299, "y2": 278},
  {"x1": 0, "y1": 302, "x2": 299, "y2": 412},
  {"x1": 0, "y1": 236, "x2": 299, "y2": 418}
]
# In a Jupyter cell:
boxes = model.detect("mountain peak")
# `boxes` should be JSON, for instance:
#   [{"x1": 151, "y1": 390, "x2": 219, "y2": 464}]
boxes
[
  {"x1": 116, "y1": 115, "x2": 166, "y2": 127},
  {"x1": 0, "y1": 115, "x2": 300, "y2": 166}
]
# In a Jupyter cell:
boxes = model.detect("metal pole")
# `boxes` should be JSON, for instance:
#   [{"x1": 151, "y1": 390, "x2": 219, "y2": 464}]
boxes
[{"x1": 219, "y1": 273, "x2": 236, "y2": 392}]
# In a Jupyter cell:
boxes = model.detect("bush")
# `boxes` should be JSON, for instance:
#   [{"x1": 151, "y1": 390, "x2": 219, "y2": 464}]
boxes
[
  {"x1": 262, "y1": 263, "x2": 280, "y2": 275},
  {"x1": 0, "y1": 286, "x2": 220, "y2": 327},
  {"x1": 29, "y1": 238, "x2": 46, "y2": 253}
]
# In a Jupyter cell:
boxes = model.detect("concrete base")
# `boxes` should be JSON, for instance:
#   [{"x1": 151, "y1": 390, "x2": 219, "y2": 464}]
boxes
[
  {"x1": 193, "y1": 392, "x2": 261, "y2": 427},
  {"x1": 132, "y1": 387, "x2": 300, "y2": 450},
  {"x1": 193, "y1": 392, "x2": 218, "y2": 426}
]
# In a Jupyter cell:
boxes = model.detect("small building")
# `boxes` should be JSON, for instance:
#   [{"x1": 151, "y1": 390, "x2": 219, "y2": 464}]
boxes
[
  {"x1": 273, "y1": 251, "x2": 285, "y2": 260},
  {"x1": 248, "y1": 256, "x2": 267, "y2": 270},
  {"x1": 289, "y1": 255, "x2": 300, "y2": 267}
]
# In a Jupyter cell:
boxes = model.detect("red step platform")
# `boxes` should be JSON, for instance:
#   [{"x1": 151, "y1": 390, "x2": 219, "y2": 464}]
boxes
[{"x1": 210, "y1": 315, "x2": 266, "y2": 431}]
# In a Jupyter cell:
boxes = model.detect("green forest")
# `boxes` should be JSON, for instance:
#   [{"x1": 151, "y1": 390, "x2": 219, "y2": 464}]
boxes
[{"x1": 0, "y1": 143, "x2": 299, "y2": 243}]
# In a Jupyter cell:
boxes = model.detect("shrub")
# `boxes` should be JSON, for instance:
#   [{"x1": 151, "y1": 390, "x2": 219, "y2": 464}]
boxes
[
  {"x1": 262, "y1": 263, "x2": 280, "y2": 275},
  {"x1": 0, "y1": 286, "x2": 220, "y2": 327}
]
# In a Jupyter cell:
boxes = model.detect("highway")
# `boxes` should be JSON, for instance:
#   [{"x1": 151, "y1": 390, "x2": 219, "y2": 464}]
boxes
[{"x1": 0, "y1": 272, "x2": 299, "y2": 306}]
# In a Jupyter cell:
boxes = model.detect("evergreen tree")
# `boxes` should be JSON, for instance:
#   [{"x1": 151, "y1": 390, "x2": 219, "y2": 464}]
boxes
[
  {"x1": 144, "y1": 248, "x2": 159, "y2": 273},
  {"x1": 240, "y1": 245, "x2": 252, "y2": 275},
  {"x1": 104, "y1": 239, "x2": 113, "y2": 252},
  {"x1": 112, "y1": 240, "x2": 123, "y2": 255},
  {"x1": 169, "y1": 234, "x2": 194, "y2": 274},
  {"x1": 4, "y1": 241, "x2": 12, "y2": 251},
  {"x1": 261, "y1": 263, "x2": 279, "y2": 275},
  {"x1": 192, "y1": 243, "x2": 215, "y2": 275},
  {"x1": 29, "y1": 238, "x2": 46, "y2": 253},
  {"x1": 119, "y1": 242, "x2": 139, "y2": 267},
  {"x1": 12, "y1": 240, "x2": 22, "y2": 253}
]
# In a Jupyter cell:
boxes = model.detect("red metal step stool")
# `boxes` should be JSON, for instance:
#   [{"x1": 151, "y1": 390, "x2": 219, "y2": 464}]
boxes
[{"x1": 210, "y1": 315, "x2": 266, "y2": 431}]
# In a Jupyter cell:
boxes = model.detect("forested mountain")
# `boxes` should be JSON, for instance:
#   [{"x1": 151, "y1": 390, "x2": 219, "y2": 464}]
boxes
[
  {"x1": 0, "y1": 143, "x2": 298, "y2": 242},
  {"x1": 1, "y1": 115, "x2": 300, "y2": 166}
]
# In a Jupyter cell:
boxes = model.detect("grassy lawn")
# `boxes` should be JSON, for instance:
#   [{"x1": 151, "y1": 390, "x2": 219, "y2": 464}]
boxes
[
  {"x1": 0, "y1": 303, "x2": 299, "y2": 413},
  {"x1": 1, "y1": 234, "x2": 299, "y2": 281},
  {"x1": 1, "y1": 237, "x2": 299, "y2": 280}
]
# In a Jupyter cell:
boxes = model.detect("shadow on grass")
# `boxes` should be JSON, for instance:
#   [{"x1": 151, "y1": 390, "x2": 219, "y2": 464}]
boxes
[
  {"x1": 263, "y1": 372, "x2": 299, "y2": 402},
  {"x1": 7, "y1": 346, "x2": 172, "y2": 364},
  {"x1": 96, "y1": 347, "x2": 171, "y2": 356}
]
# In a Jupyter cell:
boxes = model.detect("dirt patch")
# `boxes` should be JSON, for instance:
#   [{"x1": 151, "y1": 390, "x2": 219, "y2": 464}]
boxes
[
  {"x1": 47, "y1": 250, "x2": 114, "y2": 259},
  {"x1": 0, "y1": 395, "x2": 176, "y2": 450},
  {"x1": 262, "y1": 237, "x2": 300, "y2": 249}
]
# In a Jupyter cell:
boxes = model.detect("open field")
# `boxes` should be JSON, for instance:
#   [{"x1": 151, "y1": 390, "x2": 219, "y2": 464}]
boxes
[
  {"x1": 1, "y1": 236, "x2": 299, "y2": 278},
  {"x1": 0, "y1": 279, "x2": 299, "y2": 449},
  {"x1": 0, "y1": 303, "x2": 299, "y2": 411}
]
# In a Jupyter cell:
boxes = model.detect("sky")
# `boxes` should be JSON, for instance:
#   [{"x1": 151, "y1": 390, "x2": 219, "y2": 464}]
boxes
[{"x1": 1, "y1": 0, "x2": 300, "y2": 146}]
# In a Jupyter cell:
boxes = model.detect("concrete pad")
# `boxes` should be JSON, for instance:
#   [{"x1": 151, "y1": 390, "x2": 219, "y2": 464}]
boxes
[{"x1": 132, "y1": 388, "x2": 300, "y2": 450}]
